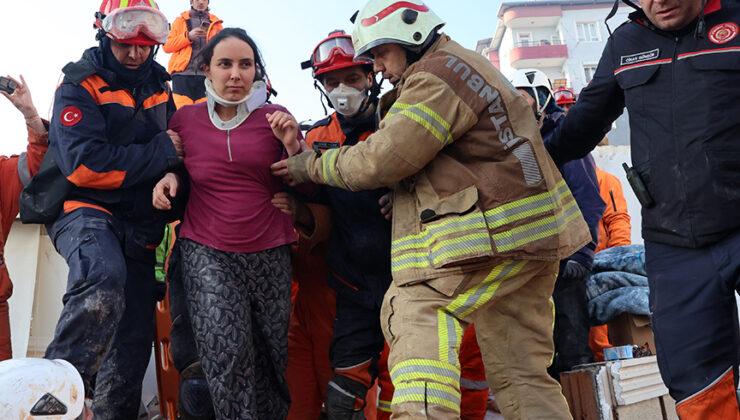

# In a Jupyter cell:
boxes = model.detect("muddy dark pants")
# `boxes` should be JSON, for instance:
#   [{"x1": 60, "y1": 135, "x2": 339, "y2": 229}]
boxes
[
  {"x1": 45, "y1": 208, "x2": 160, "y2": 419},
  {"x1": 327, "y1": 274, "x2": 386, "y2": 418},
  {"x1": 646, "y1": 231, "x2": 740, "y2": 419},
  {"x1": 549, "y1": 262, "x2": 594, "y2": 379},
  {"x1": 180, "y1": 239, "x2": 292, "y2": 420}
]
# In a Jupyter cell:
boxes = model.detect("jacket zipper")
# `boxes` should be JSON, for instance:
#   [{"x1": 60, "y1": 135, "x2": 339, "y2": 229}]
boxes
[{"x1": 226, "y1": 129, "x2": 233, "y2": 162}]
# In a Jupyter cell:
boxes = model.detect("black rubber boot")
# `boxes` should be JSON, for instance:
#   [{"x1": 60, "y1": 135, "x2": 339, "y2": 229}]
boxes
[{"x1": 177, "y1": 362, "x2": 215, "y2": 420}]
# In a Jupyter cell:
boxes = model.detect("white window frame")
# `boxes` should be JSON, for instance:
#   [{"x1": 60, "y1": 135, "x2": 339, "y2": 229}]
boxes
[
  {"x1": 583, "y1": 63, "x2": 599, "y2": 84},
  {"x1": 517, "y1": 31, "x2": 533, "y2": 47},
  {"x1": 551, "y1": 34, "x2": 561, "y2": 45},
  {"x1": 576, "y1": 21, "x2": 601, "y2": 42}
]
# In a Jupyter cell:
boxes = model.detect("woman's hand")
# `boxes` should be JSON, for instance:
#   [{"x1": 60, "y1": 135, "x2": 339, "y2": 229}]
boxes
[
  {"x1": 272, "y1": 192, "x2": 314, "y2": 230},
  {"x1": 167, "y1": 129, "x2": 184, "y2": 162},
  {"x1": 266, "y1": 111, "x2": 301, "y2": 156},
  {"x1": 2, "y1": 75, "x2": 45, "y2": 133},
  {"x1": 153, "y1": 172, "x2": 180, "y2": 210}
]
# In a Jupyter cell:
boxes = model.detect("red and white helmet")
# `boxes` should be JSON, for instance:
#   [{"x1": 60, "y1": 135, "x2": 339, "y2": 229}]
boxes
[
  {"x1": 95, "y1": 0, "x2": 169, "y2": 45},
  {"x1": 301, "y1": 30, "x2": 373, "y2": 79},
  {"x1": 554, "y1": 87, "x2": 576, "y2": 106}
]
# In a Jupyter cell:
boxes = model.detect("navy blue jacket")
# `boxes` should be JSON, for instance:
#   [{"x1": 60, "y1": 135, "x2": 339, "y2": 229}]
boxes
[
  {"x1": 542, "y1": 111, "x2": 605, "y2": 270},
  {"x1": 305, "y1": 109, "x2": 392, "y2": 308},
  {"x1": 547, "y1": 0, "x2": 740, "y2": 248},
  {"x1": 49, "y1": 47, "x2": 179, "y2": 226}
]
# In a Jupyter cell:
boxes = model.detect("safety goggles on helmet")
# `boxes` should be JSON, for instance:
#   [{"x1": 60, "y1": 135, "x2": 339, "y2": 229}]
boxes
[
  {"x1": 554, "y1": 88, "x2": 576, "y2": 104},
  {"x1": 313, "y1": 36, "x2": 356, "y2": 67},
  {"x1": 100, "y1": 6, "x2": 169, "y2": 45},
  {"x1": 301, "y1": 31, "x2": 373, "y2": 78}
]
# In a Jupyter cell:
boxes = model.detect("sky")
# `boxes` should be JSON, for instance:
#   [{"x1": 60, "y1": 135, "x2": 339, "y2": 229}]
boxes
[{"x1": 0, "y1": 0, "x2": 504, "y2": 156}]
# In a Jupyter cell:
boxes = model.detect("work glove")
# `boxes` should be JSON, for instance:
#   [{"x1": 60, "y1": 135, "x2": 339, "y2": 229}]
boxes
[{"x1": 560, "y1": 260, "x2": 590, "y2": 281}]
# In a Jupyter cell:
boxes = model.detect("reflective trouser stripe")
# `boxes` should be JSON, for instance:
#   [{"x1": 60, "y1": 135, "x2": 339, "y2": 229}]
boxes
[
  {"x1": 446, "y1": 260, "x2": 527, "y2": 319},
  {"x1": 492, "y1": 199, "x2": 581, "y2": 252},
  {"x1": 378, "y1": 399, "x2": 392, "y2": 413},
  {"x1": 438, "y1": 310, "x2": 463, "y2": 366},
  {"x1": 388, "y1": 103, "x2": 452, "y2": 146},
  {"x1": 460, "y1": 378, "x2": 489, "y2": 391},
  {"x1": 391, "y1": 359, "x2": 460, "y2": 389},
  {"x1": 393, "y1": 380, "x2": 461, "y2": 412}
]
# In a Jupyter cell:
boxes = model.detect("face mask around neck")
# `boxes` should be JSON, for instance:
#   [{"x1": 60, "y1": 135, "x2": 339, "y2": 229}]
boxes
[{"x1": 327, "y1": 83, "x2": 368, "y2": 117}]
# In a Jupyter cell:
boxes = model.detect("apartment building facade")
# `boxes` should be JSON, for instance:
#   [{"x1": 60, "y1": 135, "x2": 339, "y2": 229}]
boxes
[{"x1": 478, "y1": 0, "x2": 633, "y2": 145}]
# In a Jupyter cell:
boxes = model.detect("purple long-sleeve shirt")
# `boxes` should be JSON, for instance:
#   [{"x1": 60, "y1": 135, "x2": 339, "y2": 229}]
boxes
[{"x1": 170, "y1": 102, "x2": 298, "y2": 253}]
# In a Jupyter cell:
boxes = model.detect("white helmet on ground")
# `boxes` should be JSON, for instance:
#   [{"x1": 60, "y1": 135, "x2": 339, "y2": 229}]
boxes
[
  {"x1": 0, "y1": 358, "x2": 84, "y2": 418},
  {"x1": 351, "y1": 0, "x2": 445, "y2": 59}
]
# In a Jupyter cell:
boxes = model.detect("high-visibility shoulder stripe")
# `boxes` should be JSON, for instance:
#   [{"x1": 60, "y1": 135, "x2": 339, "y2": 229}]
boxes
[
  {"x1": 143, "y1": 91, "x2": 170, "y2": 109},
  {"x1": 678, "y1": 46, "x2": 740, "y2": 60},
  {"x1": 79, "y1": 75, "x2": 136, "y2": 108},
  {"x1": 614, "y1": 58, "x2": 672, "y2": 75},
  {"x1": 67, "y1": 164, "x2": 126, "y2": 189},
  {"x1": 388, "y1": 102, "x2": 452, "y2": 146}
]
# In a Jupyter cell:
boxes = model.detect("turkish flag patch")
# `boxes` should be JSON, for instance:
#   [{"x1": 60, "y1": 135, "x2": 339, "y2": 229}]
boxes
[{"x1": 60, "y1": 106, "x2": 83, "y2": 127}]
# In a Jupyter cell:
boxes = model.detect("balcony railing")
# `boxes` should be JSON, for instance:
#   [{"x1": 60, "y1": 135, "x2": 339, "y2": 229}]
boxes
[{"x1": 514, "y1": 38, "x2": 563, "y2": 48}]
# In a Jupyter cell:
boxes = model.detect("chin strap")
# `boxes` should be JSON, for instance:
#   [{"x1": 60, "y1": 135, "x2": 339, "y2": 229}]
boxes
[
  {"x1": 695, "y1": 0, "x2": 708, "y2": 39},
  {"x1": 313, "y1": 79, "x2": 331, "y2": 116}
]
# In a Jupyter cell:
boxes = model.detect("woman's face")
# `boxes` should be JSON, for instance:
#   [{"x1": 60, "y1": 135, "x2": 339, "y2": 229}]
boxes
[{"x1": 205, "y1": 37, "x2": 256, "y2": 102}]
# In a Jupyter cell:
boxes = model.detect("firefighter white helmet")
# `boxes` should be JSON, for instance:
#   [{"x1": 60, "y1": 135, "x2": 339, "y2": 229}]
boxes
[
  {"x1": 351, "y1": 0, "x2": 445, "y2": 59},
  {"x1": 0, "y1": 358, "x2": 84, "y2": 418},
  {"x1": 509, "y1": 68, "x2": 555, "y2": 119}
]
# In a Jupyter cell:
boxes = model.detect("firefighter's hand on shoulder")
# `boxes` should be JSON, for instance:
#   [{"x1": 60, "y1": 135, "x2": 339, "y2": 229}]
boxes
[
  {"x1": 379, "y1": 192, "x2": 393, "y2": 221},
  {"x1": 153, "y1": 172, "x2": 180, "y2": 210},
  {"x1": 266, "y1": 111, "x2": 302, "y2": 156}
]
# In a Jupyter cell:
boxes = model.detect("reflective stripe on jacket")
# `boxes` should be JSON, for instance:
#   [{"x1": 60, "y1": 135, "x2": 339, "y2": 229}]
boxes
[
  {"x1": 289, "y1": 34, "x2": 591, "y2": 286},
  {"x1": 163, "y1": 11, "x2": 223, "y2": 74}
]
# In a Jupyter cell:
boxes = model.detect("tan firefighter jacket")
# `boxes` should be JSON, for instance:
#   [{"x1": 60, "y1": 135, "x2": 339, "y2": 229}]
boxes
[{"x1": 288, "y1": 34, "x2": 591, "y2": 290}]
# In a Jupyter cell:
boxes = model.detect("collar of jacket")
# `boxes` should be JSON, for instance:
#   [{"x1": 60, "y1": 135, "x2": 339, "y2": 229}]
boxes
[
  {"x1": 62, "y1": 47, "x2": 170, "y2": 91},
  {"x1": 398, "y1": 33, "x2": 451, "y2": 88}
]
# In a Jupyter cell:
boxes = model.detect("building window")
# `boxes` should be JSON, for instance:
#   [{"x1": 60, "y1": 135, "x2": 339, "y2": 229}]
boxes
[
  {"x1": 517, "y1": 32, "x2": 532, "y2": 47},
  {"x1": 577, "y1": 22, "x2": 601, "y2": 42},
  {"x1": 583, "y1": 64, "x2": 598, "y2": 83},
  {"x1": 552, "y1": 78, "x2": 568, "y2": 89}
]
